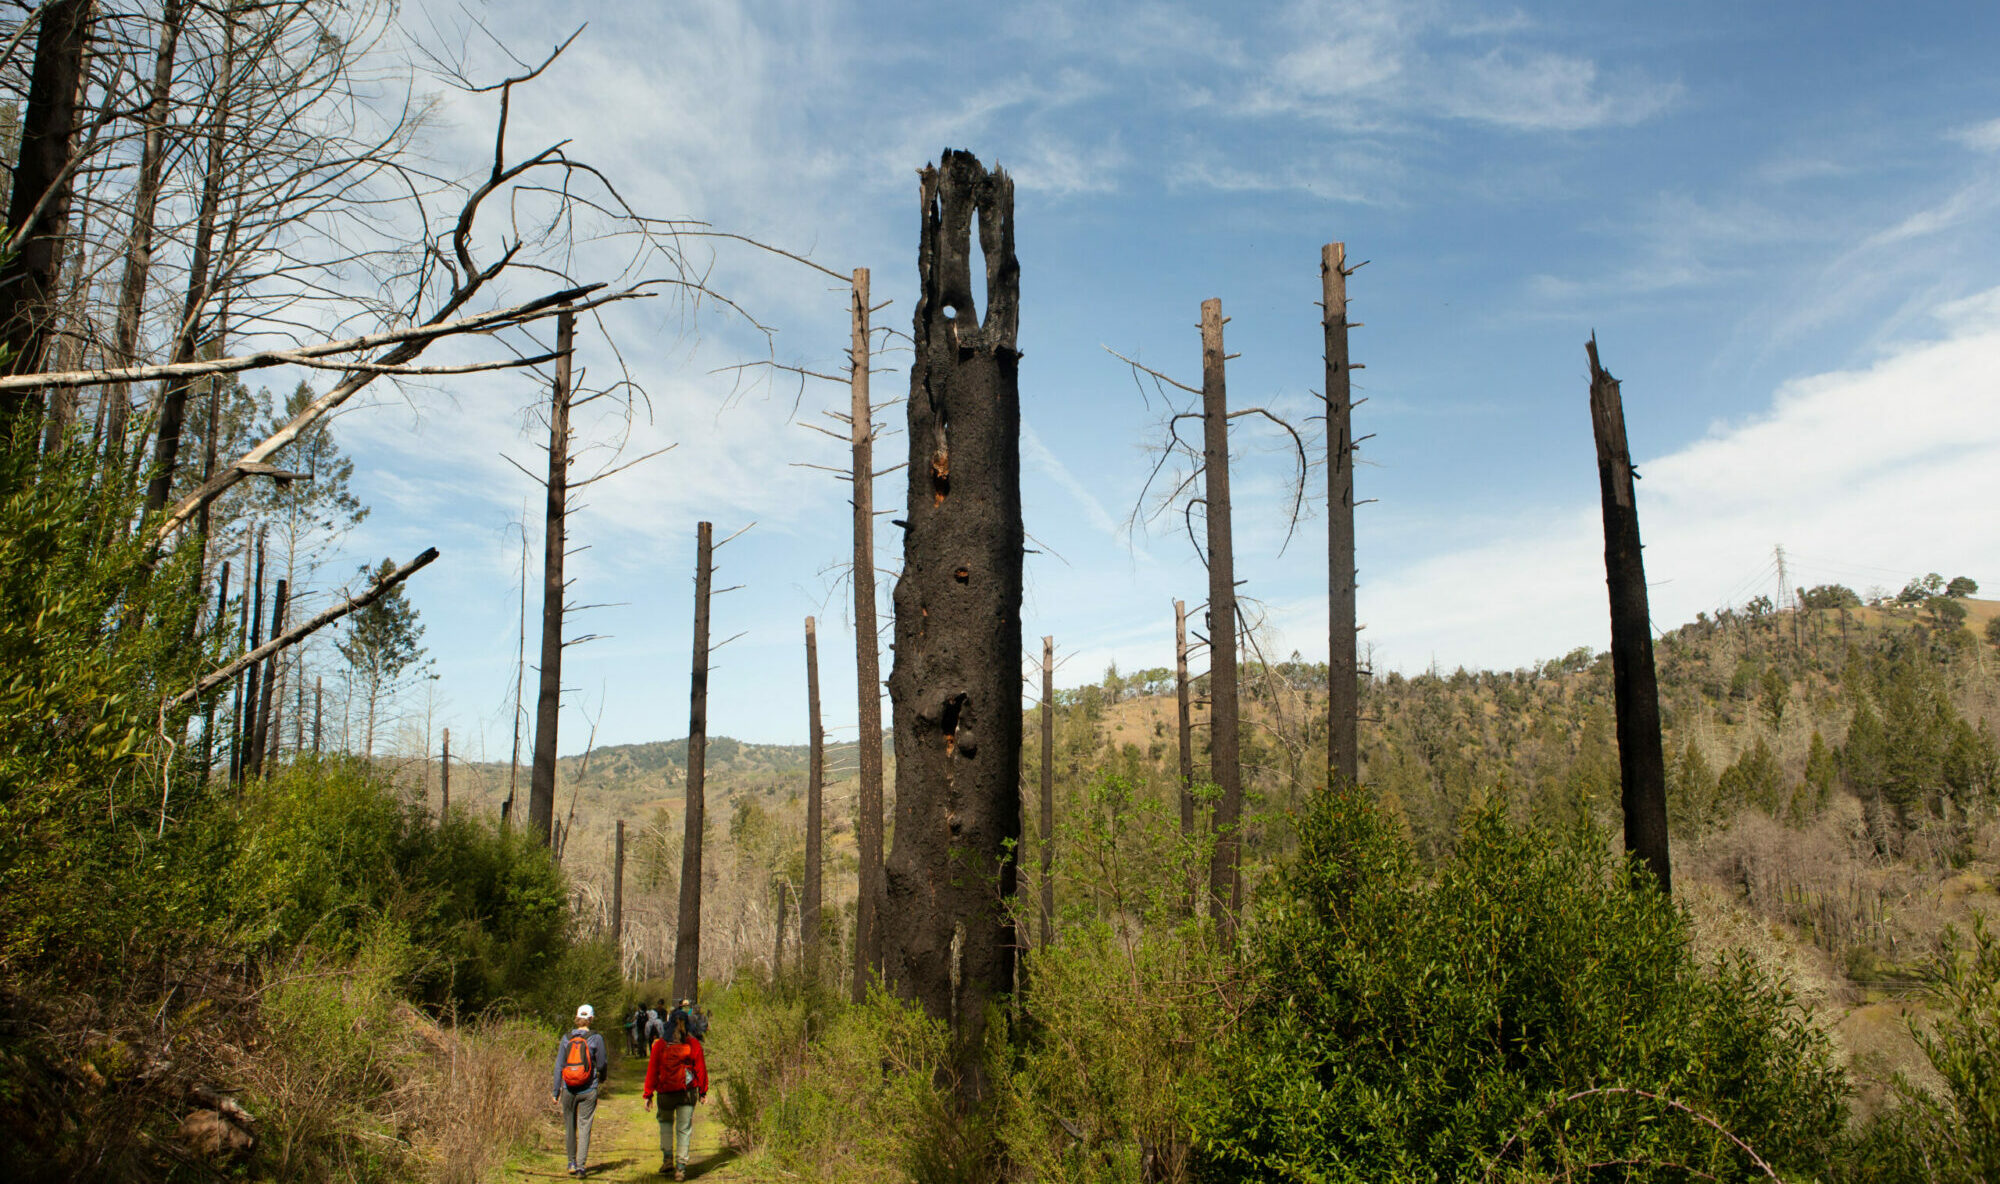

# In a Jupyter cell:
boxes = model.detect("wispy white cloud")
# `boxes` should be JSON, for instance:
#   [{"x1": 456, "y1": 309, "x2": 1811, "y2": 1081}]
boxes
[
  {"x1": 1308, "y1": 287, "x2": 2000, "y2": 674},
  {"x1": 1951, "y1": 116, "x2": 2000, "y2": 153}
]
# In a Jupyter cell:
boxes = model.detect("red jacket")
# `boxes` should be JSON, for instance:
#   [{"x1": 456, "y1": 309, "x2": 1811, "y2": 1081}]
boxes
[{"x1": 643, "y1": 1037, "x2": 708, "y2": 1101}]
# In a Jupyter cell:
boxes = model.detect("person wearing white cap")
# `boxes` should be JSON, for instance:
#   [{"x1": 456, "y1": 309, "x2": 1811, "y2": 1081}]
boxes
[{"x1": 551, "y1": 1003, "x2": 609, "y2": 1176}]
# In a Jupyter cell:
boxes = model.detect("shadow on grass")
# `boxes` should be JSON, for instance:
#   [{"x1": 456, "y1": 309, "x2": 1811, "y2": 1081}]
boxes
[{"x1": 688, "y1": 1146, "x2": 741, "y2": 1179}]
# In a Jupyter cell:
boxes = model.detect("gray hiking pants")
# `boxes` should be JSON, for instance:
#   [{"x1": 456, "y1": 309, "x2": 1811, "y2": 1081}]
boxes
[
  {"x1": 658, "y1": 1103, "x2": 695, "y2": 1165},
  {"x1": 560, "y1": 1085, "x2": 599, "y2": 1166}
]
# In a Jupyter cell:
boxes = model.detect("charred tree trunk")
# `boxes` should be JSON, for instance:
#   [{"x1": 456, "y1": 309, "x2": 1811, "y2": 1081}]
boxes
[
  {"x1": 849, "y1": 266, "x2": 888, "y2": 1002},
  {"x1": 1039, "y1": 635, "x2": 1054, "y2": 951},
  {"x1": 612, "y1": 818, "x2": 625, "y2": 958},
  {"x1": 773, "y1": 881, "x2": 790, "y2": 979},
  {"x1": 526, "y1": 308, "x2": 576, "y2": 845},
  {"x1": 313, "y1": 676, "x2": 322, "y2": 755},
  {"x1": 440, "y1": 727, "x2": 451, "y2": 815},
  {"x1": 249, "y1": 579, "x2": 287, "y2": 779},
  {"x1": 1200, "y1": 299, "x2": 1244, "y2": 928},
  {"x1": 1322, "y1": 244, "x2": 1360, "y2": 789},
  {"x1": 804, "y1": 616, "x2": 824, "y2": 975},
  {"x1": 1587, "y1": 337, "x2": 1672, "y2": 893},
  {"x1": 200, "y1": 562, "x2": 230, "y2": 790},
  {"x1": 673, "y1": 520, "x2": 715, "y2": 1004},
  {"x1": 1175, "y1": 599, "x2": 1196, "y2": 911},
  {"x1": 237, "y1": 535, "x2": 266, "y2": 787},
  {"x1": 0, "y1": 0, "x2": 91, "y2": 445},
  {"x1": 882, "y1": 151, "x2": 1022, "y2": 1101},
  {"x1": 109, "y1": 0, "x2": 190, "y2": 461},
  {"x1": 143, "y1": 17, "x2": 234, "y2": 512}
]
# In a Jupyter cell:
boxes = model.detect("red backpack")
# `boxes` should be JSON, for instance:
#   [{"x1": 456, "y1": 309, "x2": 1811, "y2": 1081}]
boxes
[
  {"x1": 660, "y1": 1041, "x2": 696, "y2": 1091},
  {"x1": 561, "y1": 1032, "x2": 595, "y2": 1088}
]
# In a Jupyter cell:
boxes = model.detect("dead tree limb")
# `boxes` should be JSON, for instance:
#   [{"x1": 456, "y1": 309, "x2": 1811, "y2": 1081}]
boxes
[
  {"x1": 1588, "y1": 336, "x2": 1672, "y2": 894},
  {"x1": 167, "y1": 548, "x2": 440, "y2": 711}
]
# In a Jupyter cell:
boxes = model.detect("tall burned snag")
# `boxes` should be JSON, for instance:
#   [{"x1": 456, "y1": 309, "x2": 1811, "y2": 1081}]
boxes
[
  {"x1": 527, "y1": 308, "x2": 577, "y2": 844},
  {"x1": 1323, "y1": 243, "x2": 1361, "y2": 790},
  {"x1": 1587, "y1": 337, "x2": 1672, "y2": 894},
  {"x1": 1039, "y1": 635, "x2": 1055, "y2": 951},
  {"x1": 612, "y1": 818, "x2": 625, "y2": 959},
  {"x1": 849, "y1": 266, "x2": 889, "y2": 1002},
  {"x1": 1200, "y1": 299, "x2": 1244, "y2": 927},
  {"x1": 1175, "y1": 598, "x2": 1197, "y2": 909},
  {"x1": 804, "y1": 616, "x2": 825, "y2": 975},
  {"x1": 673, "y1": 521, "x2": 715, "y2": 1003},
  {"x1": 882, "y1": 151, "x2": 1021, "y2": 1098}
]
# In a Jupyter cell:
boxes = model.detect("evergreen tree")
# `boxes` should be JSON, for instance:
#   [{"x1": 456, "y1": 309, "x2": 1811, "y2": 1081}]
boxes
[{"x1": 333, "y1": 558, "x2": 428, "y2": 759}]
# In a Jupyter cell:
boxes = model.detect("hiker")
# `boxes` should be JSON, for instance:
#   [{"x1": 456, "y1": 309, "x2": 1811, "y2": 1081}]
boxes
[
  {"x1": 643, "y1": 1015, "x2": 708, "y2": 1180},
  {"x1": 551, "y1": 1003, "x2": 609, "y2": 1177},
  {"x1": 627, "y1": 1004, "x2": 647, "y2": 1055},
  {"x1": 645, "y1": 998, "x2": 670, "y2": 1046},
  {"x1": 667, "y1": 997, "x2": 709, "y2": 1044}
]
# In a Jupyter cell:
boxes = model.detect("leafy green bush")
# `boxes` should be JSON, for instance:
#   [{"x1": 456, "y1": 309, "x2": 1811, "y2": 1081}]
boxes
[{"x1": 1193, "y1": 794, "x2": 1848, "y2": 1182}]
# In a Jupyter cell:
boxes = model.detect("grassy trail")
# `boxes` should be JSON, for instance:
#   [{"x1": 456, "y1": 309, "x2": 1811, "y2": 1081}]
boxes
[{"x1": 499, "y1": 1052, "x2": 748, "y2": 1183}]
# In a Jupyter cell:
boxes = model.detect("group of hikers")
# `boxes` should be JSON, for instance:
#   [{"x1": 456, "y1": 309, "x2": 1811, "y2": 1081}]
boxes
[{"x1": 550, "y1": 998, "x2": 712, "y2": 1179}]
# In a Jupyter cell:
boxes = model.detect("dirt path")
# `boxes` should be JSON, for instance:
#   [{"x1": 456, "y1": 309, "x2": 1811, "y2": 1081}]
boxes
[{"x1": 499, "y1": 1057, "x2": 746, "y2": 1183}]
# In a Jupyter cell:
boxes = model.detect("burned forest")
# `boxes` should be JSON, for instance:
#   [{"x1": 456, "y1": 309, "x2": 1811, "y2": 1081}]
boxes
[{"x1": 2, "y1": 7, "x2": 1997, "y2": 1184}]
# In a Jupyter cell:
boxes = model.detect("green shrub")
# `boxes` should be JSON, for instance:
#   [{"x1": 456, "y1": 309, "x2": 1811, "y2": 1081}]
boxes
[
  {"x1": 1845, "y1": 917, "x2": 2000, "y2": 1184},
  {"x1": 1194, "y1": 794, "x2": 1848, "y2": 1182}
]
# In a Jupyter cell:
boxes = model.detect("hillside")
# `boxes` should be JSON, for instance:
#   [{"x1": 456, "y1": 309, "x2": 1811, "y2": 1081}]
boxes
[{"x1": 498, "y1": 591, "x2": 1999, "y2": 1113}]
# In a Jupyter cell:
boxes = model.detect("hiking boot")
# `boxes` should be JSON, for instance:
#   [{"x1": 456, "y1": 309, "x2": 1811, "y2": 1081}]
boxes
[{"x1": 674, "y1": 1168, "x2": 685, "y2": 1182}]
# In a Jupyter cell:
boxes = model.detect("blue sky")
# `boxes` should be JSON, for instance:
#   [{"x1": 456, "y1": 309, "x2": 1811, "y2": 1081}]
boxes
[{"x1": 311, "y1": 0, "x2": 2000, "y2": 754}]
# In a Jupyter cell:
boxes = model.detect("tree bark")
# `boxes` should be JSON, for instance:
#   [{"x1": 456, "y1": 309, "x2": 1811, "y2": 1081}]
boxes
[
  {"x1": 440, "y1": 727, "x2": 451, "y2": 815},
  {"x1": 1176, "y1": 598, "x2": 1196, "y2": 911},
  {"x1": 238, "y1": 534, "x2": 266, "y2": 786},
  {"x1": 1322, "y1": 243, "x2": 1359, "y2": 790},
  {"x1": 200, "y1": 562, "x2": 230, "y2": 789},
  {"x1": 1200, "y1": 299, "x2": 1244, "y2": 928},
  {"x1": 804, "y1": 615, "x2": 824, "y2": 975},
  {"x1": 527, "y1": 307, "x2": 575, "y2": 844},
  {"x1": 849, "y1": 265, "x2": 887, "y2": 1003},
  {"x1": 313, "y1": 675, "x2": 322, "y2": 755},
  {"x1": 249, "y1": 579, "x2": 287, "y2": 779},
  {"x1": 0, "y1": 0, "x2": 91, "y2": 445},
  {"x1": 1587, "y1": 337, "x2": 1672, "y2": 893},
  {"x1": 882, "y1": 151, "x2": 1022, "y2": 1102},
  {"x1": 108, "y1": 0, "x2": 191, "y2": 461},
  {"x1": 772, "y1": 881, "x2": 790, "y2": 979},
  {"x1": 612, "y1": 818, "x2": 625, "y2": 960},
  {"x1": 1039, "y1": 635, "x2": 1054, "y2": 951},
  {"x1": 143, "y1": 8, "x2": 233, "y2": 512},
  {"x1": 673, "y1": 520, "x2": 714, "y2": 1004}
]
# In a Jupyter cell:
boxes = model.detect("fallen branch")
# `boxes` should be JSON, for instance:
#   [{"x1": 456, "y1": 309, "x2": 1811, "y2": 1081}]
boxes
[{"x1": 166, "y1": 548, "x2": 439, "y2": 711}]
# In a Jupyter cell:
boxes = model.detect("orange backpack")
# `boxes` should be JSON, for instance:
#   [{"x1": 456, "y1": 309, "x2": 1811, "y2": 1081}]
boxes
[
  {"x1": 660, "y1": 1041, "x2": 696, "y2": 1090},
  {"x1": 561, "y1": 1033, "x2": 594, "y2": 1088}
]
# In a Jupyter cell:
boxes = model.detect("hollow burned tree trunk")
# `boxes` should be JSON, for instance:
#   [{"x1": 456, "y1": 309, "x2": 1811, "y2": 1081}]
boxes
[
  {"x1": 883, "y1": 151, "x2": 1021, "y2": 1101},
  {"x1": 673, "y1": 520, "x2": 715, "y2": 1003},
  {"x1": 1200, "y1": 299, "x2": 1244, "y2": 929},
  {"x1": 804, "y1": 616, "x2": 824, "y2": 975},
  {"x1": 1587, "y1": 337, "x2": 1672, "y2": 894},
  {"x1": 527, "y1": 308, "x2": 575, "y2": 844},
  {"x1": 1322, "y1": 244, "x2": 1359, "y2": 790}
]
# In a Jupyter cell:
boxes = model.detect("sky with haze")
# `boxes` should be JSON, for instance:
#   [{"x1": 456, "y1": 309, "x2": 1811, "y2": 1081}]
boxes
[{"x1": 302, "y1": 0, "x2": 2000, "y2": 755}]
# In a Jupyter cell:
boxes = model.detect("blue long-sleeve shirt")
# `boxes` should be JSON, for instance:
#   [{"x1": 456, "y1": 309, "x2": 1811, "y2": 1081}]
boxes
[{"x1": 551, "y1": 1028, "x2": 609, "y2": 1096}]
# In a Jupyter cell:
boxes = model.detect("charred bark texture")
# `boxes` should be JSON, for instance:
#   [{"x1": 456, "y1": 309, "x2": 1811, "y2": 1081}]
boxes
[
  {"x1": 612, "y1": 818, "x2": 625, "y2": 955},
  {"x1": 1200, "y1": 299, "x2": 1244, "y2": 928},
  {"x1": 249, "y1": 579, "x2": 287, "y2": 779},
  {"x1": 1322, "y1": 244, "x2": 1359, "y2": 789},
  {"x1": 804, "y1": 616, "x2": 824, "y2": 974},
  {"x1": 0, "y1": 0, "x2": 91, "y2": 442},
  {"x1": 850, "y1": 266, "x2": 887, "y2": 1002},
  {"x1": 237, "y1": 535, "x2": 266, "y2": 787},
  {"x1": 441, "y1": 728, "x2": 451, "y2": 815},
  {"x1": 1039, "y1": 635, "x2": 1054, "y2": 951},
  {"x1": 883, "y1": 151, "x2": 1021, "y2": 1099},
  {"x1": 673, "y1": 520, "x2": 714, "y2": 1003},
  {"x1": 527, "y1": 308, "x2": 575, "y2": 844},
  {"x1": 1588, "y1": 337, "x2": 1672, "y2": 894}
]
